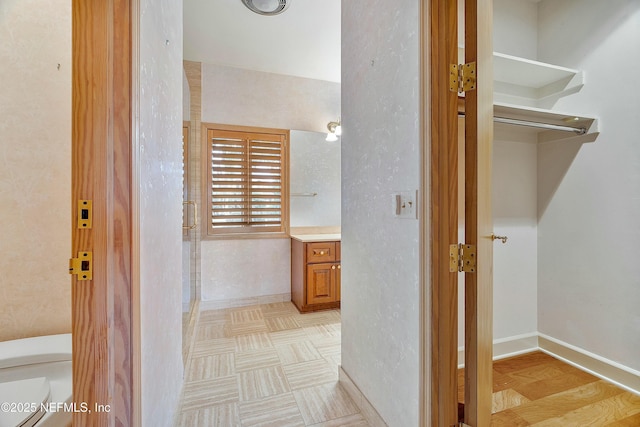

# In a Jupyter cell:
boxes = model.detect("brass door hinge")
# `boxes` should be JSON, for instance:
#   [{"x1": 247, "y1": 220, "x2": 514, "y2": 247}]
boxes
[
  {"x1": 449, "y1": 244, "x2": 476, "y2": 273},
  {"x1": 69, "y1": 252, "x2": 92, "y2": 281},
  {"x1": 450, "y1": 62, "x2": 477, "y2": 93}
]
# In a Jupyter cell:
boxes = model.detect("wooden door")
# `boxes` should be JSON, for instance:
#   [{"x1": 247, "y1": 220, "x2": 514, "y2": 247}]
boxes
[
  {"x1": 428, "y1": 0, "x2": 493, "y2": 426},
  {"x1": 71, "y1": 0, "x2": 137, "y2": 425},
  {"x1": 429, "y1": 0, "x2": 461, "y2": 424},
  {"x1": 307, "y1": 263, "x2": 337, "y2": 305},
  {"x1": 463, "y1": 0, "x2": 494, "y2": 426}
]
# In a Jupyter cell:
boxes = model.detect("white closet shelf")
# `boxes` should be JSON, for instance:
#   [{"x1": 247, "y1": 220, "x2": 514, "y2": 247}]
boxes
[
  {"x1": 493, "y1": 102, "x2": 599, "y2": 143},
  {"x1": 456, "y1": 49, "x2": 599, "y2": 143},
  {"x1": 458, "y1": 48, "x2": 584, "y2": 104}
]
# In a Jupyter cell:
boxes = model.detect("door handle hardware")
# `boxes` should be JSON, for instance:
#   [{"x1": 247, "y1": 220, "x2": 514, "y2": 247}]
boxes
[
  {"x1": 491, "y1": 234, "x2": 508, "y2": 244},
  {"x1": 69, "y1": 252, "x2": 92, "y2": 281}
]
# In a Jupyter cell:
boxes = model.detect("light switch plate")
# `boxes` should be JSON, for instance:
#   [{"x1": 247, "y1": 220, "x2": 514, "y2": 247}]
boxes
[{"x1": 393, "y1": 190, "x2": 417, "y2": 219}]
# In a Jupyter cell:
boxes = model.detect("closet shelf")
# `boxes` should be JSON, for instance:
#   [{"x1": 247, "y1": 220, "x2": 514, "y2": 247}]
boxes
[
  {"x1": 458, "y1": 48, "x2": 584, "y2": 106},
  {"x1": 456, "y1": 48, "x2": 598, "y2": 143}
]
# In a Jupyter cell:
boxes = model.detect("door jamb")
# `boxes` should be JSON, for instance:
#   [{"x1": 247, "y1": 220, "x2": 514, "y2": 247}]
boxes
[
  {"x1": 425, "y1": 0, "x2": 460, "y2": 425},
  {"x1": 424, "y1": 0, "x2": 494, "y2": 426},
  {"x1": 71, "y1": 0, "x2": 140, "y2": 425}
]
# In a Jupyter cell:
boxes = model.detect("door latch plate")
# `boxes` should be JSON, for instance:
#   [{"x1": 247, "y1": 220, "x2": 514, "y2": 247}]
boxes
[
  {"x1": 77, "y1": 200, "x2": 92, "y2": 229},
  {"x1": 69, "y1": 252, "x2": 92, "y2": 281}
]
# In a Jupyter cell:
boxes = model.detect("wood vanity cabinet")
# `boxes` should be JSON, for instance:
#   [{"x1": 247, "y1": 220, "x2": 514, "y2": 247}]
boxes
[{"x1": 291, "y1": 239, "x2": 341, "y2": 312}]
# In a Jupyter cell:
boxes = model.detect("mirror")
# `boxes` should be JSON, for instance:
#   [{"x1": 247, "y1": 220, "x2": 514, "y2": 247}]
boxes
[{"x1": 289, "y1": 130, "x2": 341, "y2": 228}]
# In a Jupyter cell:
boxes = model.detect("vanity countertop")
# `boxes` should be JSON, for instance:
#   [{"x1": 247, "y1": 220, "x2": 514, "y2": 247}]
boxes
[{"x1": 289, "y1": 233, "x2": 341, "y2": 243}]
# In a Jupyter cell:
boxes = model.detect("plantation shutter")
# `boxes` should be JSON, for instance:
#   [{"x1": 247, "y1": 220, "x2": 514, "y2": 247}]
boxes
[{"x1": 208, "y1": 128, "x2": 287, "y2": 235}]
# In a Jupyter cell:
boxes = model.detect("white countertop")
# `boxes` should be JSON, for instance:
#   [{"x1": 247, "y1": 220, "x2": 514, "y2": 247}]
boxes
[{"x1": 290, "y1": 233, "x2": 341, "y2": 243}]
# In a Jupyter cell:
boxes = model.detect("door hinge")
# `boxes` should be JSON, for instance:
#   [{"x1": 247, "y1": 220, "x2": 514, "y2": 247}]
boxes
[
  {"x1": 450, "y1": 62, "x2": 476, "y2": 93},
  {"x1": 449, "y1": 244, "x2": 476, "y2": 273},
  {"x1": 69, "y1": 251, "x2": 92, "y2": 281}
]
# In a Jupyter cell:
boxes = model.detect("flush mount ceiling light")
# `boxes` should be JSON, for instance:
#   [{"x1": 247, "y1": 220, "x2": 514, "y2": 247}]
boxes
[{"x1": 241, "y1": 0, "x2": 290, "y2": 16}]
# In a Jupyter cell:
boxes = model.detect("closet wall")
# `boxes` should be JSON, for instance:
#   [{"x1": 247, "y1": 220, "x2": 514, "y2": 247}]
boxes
[
  {"x1": 537, "y1": 0, "x2": 640, "y2": 372},
  {"x1": 491, "y1": 0, "x2": 541, "y2": 345},
  {"x1": 479, "y1": 0, "x2": 639, "y2": 379}
]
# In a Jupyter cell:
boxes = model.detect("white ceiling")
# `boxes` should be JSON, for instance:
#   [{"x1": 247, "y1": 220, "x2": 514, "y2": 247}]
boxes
[{"x1": 184, "y1": 0, "x2": 341, "y2": 82}]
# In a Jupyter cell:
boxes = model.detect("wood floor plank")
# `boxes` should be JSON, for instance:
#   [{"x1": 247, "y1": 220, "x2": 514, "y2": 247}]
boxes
[
  {"x1": 512, "y1": 380, "x2": 625, "y2": 425},
  {"x1": 531, "y1": 392, "x2": 640, "y2": 427},
  {"x1": 605, "y1": 412, "x2": 640, "y2": 426},
  {"x1": 493, "y1": 352, "x2": 558, "y2": 375},
  {"x1": 492, "y1": 389, "x2": 531, "y2": 413},
  {"x1": 493, "y1": 370, "x2": 519, "y2": 393},
  {"x1": 507, "y1": 363, "x2": 567, "y2": 387},
  {"x1": 513, "y1": 369, "x2": 600, "y2": 401},
  {"x1": 490, "y1": 409, "x2": 531, "y2": 427}
]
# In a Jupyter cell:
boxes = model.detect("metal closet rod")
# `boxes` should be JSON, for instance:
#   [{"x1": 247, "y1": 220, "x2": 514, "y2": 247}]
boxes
[{"x1": 457, "y1": 113, "x2": 587, "y2": 135}]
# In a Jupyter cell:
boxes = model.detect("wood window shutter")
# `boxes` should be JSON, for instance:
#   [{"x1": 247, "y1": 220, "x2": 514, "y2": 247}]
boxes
[{"x1": 208, "y1": 128, "x2": 286, "y2": 235}]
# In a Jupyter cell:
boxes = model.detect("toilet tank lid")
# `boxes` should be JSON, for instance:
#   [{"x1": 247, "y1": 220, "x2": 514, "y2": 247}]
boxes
[{"x1": 0, "y1": 334, "x2": 72, "y2": 369}]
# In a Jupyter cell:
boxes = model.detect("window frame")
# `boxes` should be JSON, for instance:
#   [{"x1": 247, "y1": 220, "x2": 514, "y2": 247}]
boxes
[{"x1": 201, "y1": 123, "x2": 290, "y2": 240}]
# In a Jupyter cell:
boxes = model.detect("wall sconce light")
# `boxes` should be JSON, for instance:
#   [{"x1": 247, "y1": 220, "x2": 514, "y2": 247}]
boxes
[{"x1": 326, "y1": 119, "x2": 342, "y2": 142}]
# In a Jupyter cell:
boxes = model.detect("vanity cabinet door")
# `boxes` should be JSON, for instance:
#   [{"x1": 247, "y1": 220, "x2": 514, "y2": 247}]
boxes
[{"x1": 306, "y1": 262, "x2": 338, "y2": 305}]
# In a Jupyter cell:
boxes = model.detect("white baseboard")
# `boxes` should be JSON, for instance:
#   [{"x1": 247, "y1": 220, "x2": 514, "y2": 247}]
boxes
[
  {"x1": 199, "y1": 293, "x2": 291, "y2": 311},
  {"x1": 538, "y1": 334, "x2": 640, "y2": 396},
  {"x1": 338, "y1": 366, "x2": 388, "y2": 427},
  {"x1": 458, "y1": 332, "x2": 539, "y2": 368}
]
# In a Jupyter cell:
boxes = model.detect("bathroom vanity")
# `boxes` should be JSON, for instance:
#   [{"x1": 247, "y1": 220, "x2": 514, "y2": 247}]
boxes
[{"x1": 290, "y1": 234, "x2": 341, "y2": 312}]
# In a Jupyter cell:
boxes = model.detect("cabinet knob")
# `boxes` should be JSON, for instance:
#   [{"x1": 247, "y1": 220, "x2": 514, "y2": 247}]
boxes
[
  {"x1": 337, "y1": 264, "x2": 341, "y2": 269},
  {"x1": 320, "y1": 251, "x2": 325, "y2": 255},
  {"x1": 331, "y1": 265, "x2": 336, "y2": 270}
]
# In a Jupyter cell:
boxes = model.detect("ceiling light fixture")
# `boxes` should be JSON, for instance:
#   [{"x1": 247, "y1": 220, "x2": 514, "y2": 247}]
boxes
[
  {"x1": 241, "y1": 0, "x2": 290, "y2": 16},
  {"x1": 326, "y1": 120, "x2": 341, "y2": 142}
]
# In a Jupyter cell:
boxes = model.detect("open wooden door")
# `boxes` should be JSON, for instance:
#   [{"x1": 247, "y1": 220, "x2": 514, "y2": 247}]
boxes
[
  {"x1": 463, "y1": 0, "x2": 494, "y2": 426},
  {"x1": 429, "y1": 0, "x2": 461, "y2": 425},
  {"x1": 71, "y1": 0, "x2": 137, "y2": 425},
  {"x1": 429, "y1": 0, "x2": 493, "y2": 426}
]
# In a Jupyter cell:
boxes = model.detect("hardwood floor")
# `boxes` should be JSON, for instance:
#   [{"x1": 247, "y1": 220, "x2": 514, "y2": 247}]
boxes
[
  {"x1": 176, "y1": 302, "x2": 369, "y2": 427},
  {"x1": 458, "y1": 351, "x2": 640, "y2": 426}
]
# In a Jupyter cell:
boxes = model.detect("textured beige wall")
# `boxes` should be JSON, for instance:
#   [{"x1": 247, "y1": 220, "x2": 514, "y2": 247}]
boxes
[
  {"x1": 0, "y1": 0, "x2": 71, "y2": 341},
  {"x1": 341, "y1": 1, "x2": 421, "y2": 425},
  {"x1": 138, "y1": 0, "x2": 184, "y2": 425}
]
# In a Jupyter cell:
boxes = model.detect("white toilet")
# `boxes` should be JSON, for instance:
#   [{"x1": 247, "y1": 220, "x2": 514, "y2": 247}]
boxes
[{"x1": 0, "y1": 334, "x2": 72, "y2": 427}]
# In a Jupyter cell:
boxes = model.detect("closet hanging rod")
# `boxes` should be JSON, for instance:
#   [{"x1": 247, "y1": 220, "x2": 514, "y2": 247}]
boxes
[{"x1": 457, "y1": 113, "x2": 587, "y2": 135}]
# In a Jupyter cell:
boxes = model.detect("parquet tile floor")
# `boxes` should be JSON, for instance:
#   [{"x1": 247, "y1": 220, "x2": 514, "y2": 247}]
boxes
[
  {"x1": 459, "y1": 351, "x2": 640, "y2": 426},
  {"x1": 176, "y1": 302, "x2": 369, "y2": 427},
  {"x1": 178, "y1": 301, "x2": 639, "y2": 426}
]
